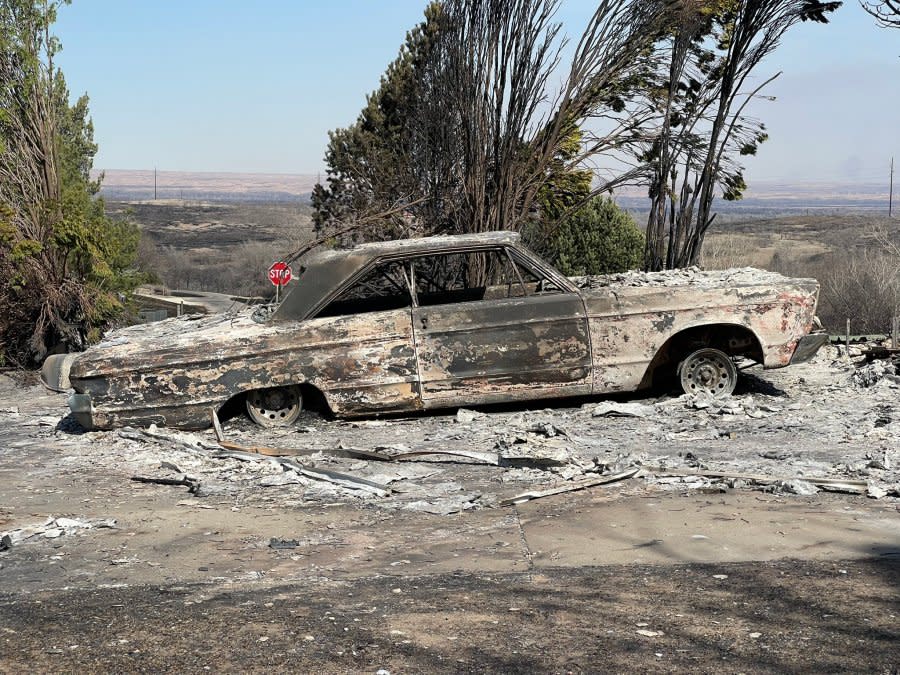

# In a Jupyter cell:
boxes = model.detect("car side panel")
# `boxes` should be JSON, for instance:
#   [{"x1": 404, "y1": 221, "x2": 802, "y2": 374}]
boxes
[
  {"x1": 583, "y1": 282, "x2": 819, "y2": 393},
  {"x1": 69, "y1": 308, "x2": 421, "y2": 428},
  {"x1": 412, "y1": 293, "x2": 592, "y2": 408}
]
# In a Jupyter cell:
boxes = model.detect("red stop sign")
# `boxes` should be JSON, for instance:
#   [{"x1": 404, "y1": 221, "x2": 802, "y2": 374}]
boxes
[{"x1": 268, "y1": 261, "x2": 293, "y2": 286}]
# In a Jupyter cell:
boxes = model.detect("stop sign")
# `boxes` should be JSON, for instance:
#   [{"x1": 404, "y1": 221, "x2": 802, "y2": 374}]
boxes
[{"x1": 268, "y1": 261, "x2": 293, "y2": 286}]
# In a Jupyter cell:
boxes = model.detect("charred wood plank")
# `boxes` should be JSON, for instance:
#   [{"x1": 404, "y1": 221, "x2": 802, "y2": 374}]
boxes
[
  {"x1": 501, "y1": 467, "x2": 640, "y2": 506},
  {"x1": 130, "y1": 475, "x2": 200, "y2": 494}
]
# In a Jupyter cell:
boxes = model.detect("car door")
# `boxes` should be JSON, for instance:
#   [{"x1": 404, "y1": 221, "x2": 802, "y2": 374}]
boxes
[
  {"x1": 306, "y1": 259, "x2": 422, "y2": 415},
  {"x1": 410, "y1": 247, "x2": 592, "y2": 408}
]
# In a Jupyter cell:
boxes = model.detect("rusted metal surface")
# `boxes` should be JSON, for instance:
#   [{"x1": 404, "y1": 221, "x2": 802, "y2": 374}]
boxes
[
  {"x1": 413, "y1": 293, "x2": 592, "y2": 408},
  {"x1": 43, "y1": 232, "x2": 825, "y2": 430},
  {"x1": 579, "y1": 272, "x2": 820, "y2": 392}
]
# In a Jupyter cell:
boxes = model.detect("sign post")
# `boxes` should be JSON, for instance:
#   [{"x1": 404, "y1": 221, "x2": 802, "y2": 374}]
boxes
[{"x1": 268, "y1": 261, "x2": 293, "y2": 304}]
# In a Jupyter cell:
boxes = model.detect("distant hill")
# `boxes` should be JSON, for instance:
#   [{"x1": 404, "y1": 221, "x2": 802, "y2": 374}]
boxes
[
  {"x1": 612, "y1": 179, "x2": 892, "y2": 216},
  {"x1": 95, "y1": 169, "x2": 319, "y2": 202},
  {"x1": 95, "y1": 169, "x2": 894, "y2": 213}
]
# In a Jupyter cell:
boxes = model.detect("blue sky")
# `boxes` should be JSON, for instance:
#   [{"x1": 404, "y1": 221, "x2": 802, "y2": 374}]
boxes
[{"x1": 54, "y1": 1, "x2": 899, "y2": 183}]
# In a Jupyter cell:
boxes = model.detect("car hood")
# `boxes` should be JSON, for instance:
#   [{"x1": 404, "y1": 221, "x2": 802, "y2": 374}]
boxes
[{"x1": 66, "y1": 308, "x2": 286, "y2": 381}]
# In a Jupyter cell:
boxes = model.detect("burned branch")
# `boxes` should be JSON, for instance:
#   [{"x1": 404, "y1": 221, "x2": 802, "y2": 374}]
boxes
[
  {"x1": 861, "y1": 0, "x2": 900, "y2": 27},
  {"x1": 640, "y1": 0, "x2": 840, "y2": 270},
  {"x1": 314, "y1": 0, "x2": 665, "y2": 252}
]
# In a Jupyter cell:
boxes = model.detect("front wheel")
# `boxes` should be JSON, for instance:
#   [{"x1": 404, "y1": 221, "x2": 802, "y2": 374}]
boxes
[
  {"x1": 246, "y1": 385, "x2": 303, "y2": 427},
  {"x1": 679, "y1": 348, "x2": 737, "y2": 398}
]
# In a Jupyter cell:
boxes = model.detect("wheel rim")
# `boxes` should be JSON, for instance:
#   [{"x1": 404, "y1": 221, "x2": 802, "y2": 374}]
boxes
[
  {"x1": 245, "y1": 385, "x2": 302, "y2": 427},
  {"x1": 679, "y1": 348, "x2": 737, "y2": 398}
]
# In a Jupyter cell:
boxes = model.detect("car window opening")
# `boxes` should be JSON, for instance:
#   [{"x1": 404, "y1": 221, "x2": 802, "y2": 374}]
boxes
[
  {"x1": 315, "y1": 261, "x2": 411, "y2": 317},
  {"x1": 315, "y1": 247, "x2": 564, "y2": 318},
  {"x1": 414, "y1": 248, "x2": 561, "y2": 307}
]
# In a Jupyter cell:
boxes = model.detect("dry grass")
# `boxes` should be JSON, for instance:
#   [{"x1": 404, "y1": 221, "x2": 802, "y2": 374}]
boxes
[
  {"x1": 124, "y1": 201, "x2": 899, "y2": 333},
  {"x1": 704, "y1": 215, "x2": 899, "y2": 333},
  {"x1": 122, "y1": 200, "x2": 316, "y2": 300}
]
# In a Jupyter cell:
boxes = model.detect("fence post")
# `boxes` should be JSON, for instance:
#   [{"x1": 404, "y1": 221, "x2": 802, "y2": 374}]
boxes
[
  {"x1": 892, "y1": 315, "x2": 899, "y2": 350},
  {"x1": 846, "y1": 319, "x2": 851, "y2": 357}
]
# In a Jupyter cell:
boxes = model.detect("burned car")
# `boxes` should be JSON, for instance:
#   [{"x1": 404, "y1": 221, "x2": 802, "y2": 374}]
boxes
[{"x1": 42, "y1": 231, "x2": 827, "y2": 430}]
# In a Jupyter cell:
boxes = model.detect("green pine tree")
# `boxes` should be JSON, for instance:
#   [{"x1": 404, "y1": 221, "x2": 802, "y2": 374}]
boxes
[
  {"x1": 0, "y1": 0, "x2": 145, "y2": 365},
  {"x1": 542, "y1": 196, "x2": 644, "y2": 276}
]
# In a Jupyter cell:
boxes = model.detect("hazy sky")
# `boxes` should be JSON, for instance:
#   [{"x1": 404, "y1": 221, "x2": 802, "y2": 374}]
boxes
[{"x1": 54, "y1": 1, "x2": 899, "y2": 184}]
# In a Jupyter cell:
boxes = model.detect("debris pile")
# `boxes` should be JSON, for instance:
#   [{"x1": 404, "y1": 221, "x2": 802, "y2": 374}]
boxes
[
  {"x1": 78, "y1": 382, "x2": 896, "y2": 519},
  {"x1": 1, "y1": 516, "x2": 117, "y2": 548},
  {"x1": 852, "y1": 358, "x2": 900, "y2": 388},
  {"x1": 1, "y1": 339, "x2": 897, "y2": 539}
]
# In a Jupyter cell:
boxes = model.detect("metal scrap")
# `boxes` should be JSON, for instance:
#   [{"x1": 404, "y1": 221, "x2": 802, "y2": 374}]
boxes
[
  {"x1": 118, "y1": 426, "x2": 218, "y2": 454},
  {"x1": 380, "y1": 447, "x2": 501, "y2": 465},
  {"x1": 1, "y1": 516, "x2": 118, "y2": 545},
  {"x1": 220, "y1": 439, "x2": 389, "y2": 461},
  {"x1": 276, "y1": 458, "x2": 392, "y2": 497},
  {"x1": 210, "y1": 409, "x2": 393, "y2": 460},
  {"x1": 208, "y1": 441, "x2": 392, "y2": 497},
  {"x1": 642, "y1": 466, "x2": 868, "y2": 494},
  {"x1": 592, "y1": 402, "x2": 655, "y2": 418}
]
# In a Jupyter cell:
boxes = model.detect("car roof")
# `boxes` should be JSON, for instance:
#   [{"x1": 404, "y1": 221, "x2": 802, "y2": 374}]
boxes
[{"x1": 271, "y1": 231, "x2": 522, "y2": 321}]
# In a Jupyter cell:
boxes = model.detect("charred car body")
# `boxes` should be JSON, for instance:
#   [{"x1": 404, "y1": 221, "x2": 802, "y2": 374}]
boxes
[{"x1": 42, "y1": 231, "x2": 827, "y2": 430}]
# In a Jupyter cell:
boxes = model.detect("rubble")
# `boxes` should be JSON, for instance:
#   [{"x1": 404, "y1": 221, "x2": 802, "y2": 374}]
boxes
[
  {"x1": 676, "y1": 393, "x2": 779, "y2": 418},
  {"x1": 456, "y1": 408, "x2": 487, "y2": 424},
  {"x1": 775, "y1": 479, "x2": 819, "y2": 496},
  {"x1": 73, "y1": 366, "x2": 893, "y2": 509},
  {"x1": 852, "y1": 359, "x2": 900, "y2": 388},
  {"x1": 1, "y1": 516, "x2": 117, "y2": 545},
  {"x1": 1, "y1": 343, "x2": 898, "y2": 527},
  {"x1": 400, "y1": 494, "x2": 483, "y2": 515},
  {"x1": 500, "y1": 467, "x2": 641, "y2": 506},
  {"x1": 592, "y1": 402, "x2": 655, "y2": 418}
]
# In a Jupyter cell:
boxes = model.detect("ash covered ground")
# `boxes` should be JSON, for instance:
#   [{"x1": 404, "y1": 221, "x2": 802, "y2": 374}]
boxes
[
  {"x1": 4, "y1": 345, "x2": 897, "y2": 518},
  {"x1": 1, "y1": 344, "x2": 898, "y2": 672}
]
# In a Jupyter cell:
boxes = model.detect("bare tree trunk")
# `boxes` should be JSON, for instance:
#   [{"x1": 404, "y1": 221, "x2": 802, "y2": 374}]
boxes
[
  {"x1": 317, "y1": 0, "x2": 665, "y2": 260},
  {"x1": 640, "y1": 0, "x2": 838, "y2": 271}
]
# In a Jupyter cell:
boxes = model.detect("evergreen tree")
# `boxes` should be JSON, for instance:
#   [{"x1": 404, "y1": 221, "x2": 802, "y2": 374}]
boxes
[
  {"x1": 541, "y1": 195, "x2": 644, "y2": 276},
  {"x1": 312, "y1": 2, "x2": 448, "y2": 241},
  {"x1": 0, "y1": 0, "x2": 143, "y2": 366},
  {"x1": 314, "y1": 0, "x2": 663, "y2": 250}
]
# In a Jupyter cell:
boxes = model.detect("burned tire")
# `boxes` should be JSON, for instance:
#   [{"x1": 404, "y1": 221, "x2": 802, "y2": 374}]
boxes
[
  {"x1": 678, "y1": 348, "x2": 737, "y2": 398},
  {"x1": 245, "y1": 385, "x2": 303, "y2": 427}
]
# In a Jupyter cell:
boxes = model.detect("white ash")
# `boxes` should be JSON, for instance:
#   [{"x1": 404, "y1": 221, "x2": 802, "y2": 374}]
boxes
[{"x1": 572, "y1": 266, "x2": 794, "y2": 289}]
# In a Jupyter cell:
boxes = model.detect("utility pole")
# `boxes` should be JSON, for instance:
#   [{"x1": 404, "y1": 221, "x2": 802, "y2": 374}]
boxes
[{"x1": 890, "y1": 157, "x2": 894, "y2": 218}]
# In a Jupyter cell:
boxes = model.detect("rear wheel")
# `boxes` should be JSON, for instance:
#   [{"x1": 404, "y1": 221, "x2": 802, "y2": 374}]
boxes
[
  {"x1": 246, "y1": 385, "x2": 303, "y2": 427},
  {"x1": 679, "y1": 348, "x2": 737, "y2": 398}
]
